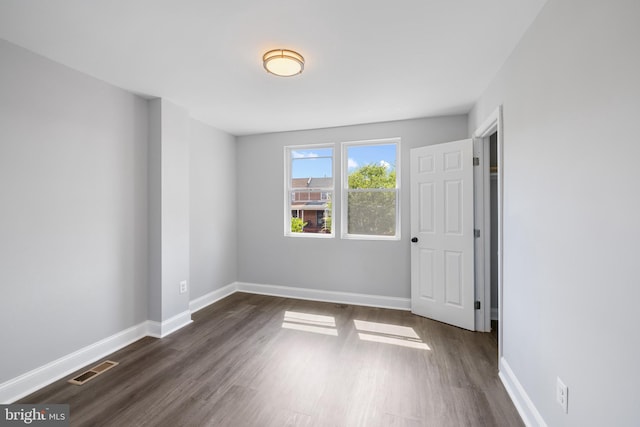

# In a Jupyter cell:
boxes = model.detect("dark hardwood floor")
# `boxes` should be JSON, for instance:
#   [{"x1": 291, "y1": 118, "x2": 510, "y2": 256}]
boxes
[{"x1": 21, "y1": 293, "x2": 523, "y2": 426}]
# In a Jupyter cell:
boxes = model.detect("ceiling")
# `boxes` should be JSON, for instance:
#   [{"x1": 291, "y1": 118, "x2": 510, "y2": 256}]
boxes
[{"x1": 0, "y1": 0, "x2": 547, "y2": 136}]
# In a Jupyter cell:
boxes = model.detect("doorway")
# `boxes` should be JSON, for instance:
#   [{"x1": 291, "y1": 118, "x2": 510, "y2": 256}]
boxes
[
  {"x1": 473, "y1": 106, "x2": 504, "y2": 360},
  {"x1": 489, "y1": 132, "x2": 498, "y2": 340}
]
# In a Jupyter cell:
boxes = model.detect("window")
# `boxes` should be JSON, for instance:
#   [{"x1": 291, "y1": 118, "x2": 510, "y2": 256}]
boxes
[
  {"x1": 284, "y1": 145, "x2": 334, "y2": 237},
  {"x1": 342, "y1": 139, "x2": 400, "y2": 240}
]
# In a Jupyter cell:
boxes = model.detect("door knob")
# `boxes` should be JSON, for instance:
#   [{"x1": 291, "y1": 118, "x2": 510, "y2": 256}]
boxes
[{"x1": 411, "y1": 237, "x2": 418, "y2": 243}]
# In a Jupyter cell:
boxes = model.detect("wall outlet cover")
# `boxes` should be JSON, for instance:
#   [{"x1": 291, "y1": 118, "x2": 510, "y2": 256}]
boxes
[{"x1": 556, "y1": 377, "x2": 568, "y2": 414}]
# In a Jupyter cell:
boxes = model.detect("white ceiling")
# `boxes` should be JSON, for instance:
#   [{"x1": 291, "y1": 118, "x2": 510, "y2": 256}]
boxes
[{"x1": 0, "y1": 0, "x2": 547, "y2": 136}]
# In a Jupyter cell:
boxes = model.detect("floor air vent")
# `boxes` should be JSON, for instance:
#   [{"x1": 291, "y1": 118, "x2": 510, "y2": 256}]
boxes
[{"x1": 68, "y1": 360, "x2": 119, "y2": 385}]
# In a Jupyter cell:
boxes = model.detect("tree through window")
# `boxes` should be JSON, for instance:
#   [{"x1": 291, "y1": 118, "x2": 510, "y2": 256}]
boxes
[{"x1": 342, "y1": 139, "x2": 400, "y2": 239}]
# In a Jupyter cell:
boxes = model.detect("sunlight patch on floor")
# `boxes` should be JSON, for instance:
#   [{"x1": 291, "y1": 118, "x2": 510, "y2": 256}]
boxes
[
  {"x1": 282, "y1": 311, "x2": 338, "y2": 336},
  {"x1": 354, "y1": 319, "x2": 430, "y2": 350}
]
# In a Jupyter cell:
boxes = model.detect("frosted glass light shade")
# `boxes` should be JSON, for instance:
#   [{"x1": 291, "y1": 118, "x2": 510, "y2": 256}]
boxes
[{"x1": 263, "y1": 49, "x2": 304, "y2": 77}]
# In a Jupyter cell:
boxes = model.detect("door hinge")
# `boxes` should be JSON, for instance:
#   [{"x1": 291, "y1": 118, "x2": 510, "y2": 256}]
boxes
[
  {"x1": 474, "y1": 229, "x2": 480, "y2": 238},
  {"x1": 473, "y1": 157, "x2": 480, "y2": 166},
  {"x1": 475, "y1": 301, "x2": 481, "y2": 310}
]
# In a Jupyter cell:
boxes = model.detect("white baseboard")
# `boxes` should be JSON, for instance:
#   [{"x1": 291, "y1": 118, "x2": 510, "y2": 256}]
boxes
[
  {"x1": 0, "y1": 322, "x2": 149, "y2": 404},
  {"x1": 189, "y1": 283, "x2": 237, "y2": 313},
  {"x1": 188, "y1": 281, "x2": 411, "y2": 313},
  {"x1": 499, "y1": 357, "x2": 547, "y2": 427},
  {"x1": 235, "y1": 281, "x2": 411, "y2": 311},
  {"x1": 146, "y1": 310, "x2": 192, "y2": 338}
]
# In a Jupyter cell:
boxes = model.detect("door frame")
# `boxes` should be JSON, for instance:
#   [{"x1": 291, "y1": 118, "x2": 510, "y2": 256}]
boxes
[{"x1": 473, "y1": 106, "x2": 504, "y2": 359}]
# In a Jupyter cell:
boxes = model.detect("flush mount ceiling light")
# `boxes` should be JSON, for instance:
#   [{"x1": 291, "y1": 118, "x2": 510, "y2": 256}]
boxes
[{"x1": 263, "y1": 49, "x2": 305, "y2": 77}]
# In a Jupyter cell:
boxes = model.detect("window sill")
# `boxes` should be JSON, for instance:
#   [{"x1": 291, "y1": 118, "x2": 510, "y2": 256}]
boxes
[
  {"x1": 285, "y1": 232, "x2": 335, "y2": 239},
  {"x1": 340, "y1": 234, "x2": 400, "y2": 241}
]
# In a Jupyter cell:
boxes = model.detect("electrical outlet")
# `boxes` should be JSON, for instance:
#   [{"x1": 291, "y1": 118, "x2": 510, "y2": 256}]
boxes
[
  {"x1": 179, "y1": 280, "x2": 188, "y2": 294},
  {"x1": 556, "y1": 377, "x2": 568, "y2": 413}
]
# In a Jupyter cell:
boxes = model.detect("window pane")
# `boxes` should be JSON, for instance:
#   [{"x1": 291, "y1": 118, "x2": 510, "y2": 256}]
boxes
[
  {"x1": 343, "y1": 141, "x2": 399, "y2": 239},
  {"x1": 290, "y1": 191, "x2": 332, "y2": 234},
  {"x1": 286, "y1": 145, "x2": 334, "y2": 237},
  {"x1": 347, "y1": 190, "x2": 396, "y2": 236},
  {"x1": 291, "y1": 148, "x2": 333, "y2": 180}
]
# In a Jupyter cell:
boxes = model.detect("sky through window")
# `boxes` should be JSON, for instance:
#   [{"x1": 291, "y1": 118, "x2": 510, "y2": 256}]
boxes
[{"x1": 291, "y1": 145, "x2": 396, "y2": 178}]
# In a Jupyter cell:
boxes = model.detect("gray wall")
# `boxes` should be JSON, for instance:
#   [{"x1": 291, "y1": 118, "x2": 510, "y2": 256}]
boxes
[
  {"x1": 189, "y1": 119, "x2": 237, "y2": 299},
  {"x1": 469, "y1": 0, "x2": 640, "y2": 425},
  {"x1": 148, "y1": 99, "x2": 191, "y2": 321},
  {"x1": 148, "y1": 100, "x2": 162, "y2": 321},
  {"x1": 237, "y1": 116, "x2": 467, "y2": 298},
  {"x1": 0, "y1": 40, "x2": 149, "y2": 383}
]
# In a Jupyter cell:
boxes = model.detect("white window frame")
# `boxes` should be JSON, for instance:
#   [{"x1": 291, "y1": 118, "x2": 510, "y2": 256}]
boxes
[
  {"x1": 341, "y1": 138, "x2": 401, "y2": 241},
  {"x1": 284, "y1": 143, "x2": 335, "y2": 238}
]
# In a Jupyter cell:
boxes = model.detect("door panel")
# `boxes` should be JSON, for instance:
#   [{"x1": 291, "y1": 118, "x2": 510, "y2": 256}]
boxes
[
  {"x1": 419, "y1": 182, "x2": 435, "y2": 232},
  {"x1": 445, "y1": 180, "x2": 463, "y2": 234},
  {"x1": 419, "y1": 248, "x2": 435, "y2": 299},
  {"x1": 410, "y1": 139, "x2": 475, "y2": 330},
  {"x1": 445, "y1": 250, "x2": 463, "y2": 306}
]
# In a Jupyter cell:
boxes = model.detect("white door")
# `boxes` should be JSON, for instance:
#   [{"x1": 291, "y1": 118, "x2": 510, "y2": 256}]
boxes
[{"x1": 410, "y1": 139, "x2": 475, "y2": 331}]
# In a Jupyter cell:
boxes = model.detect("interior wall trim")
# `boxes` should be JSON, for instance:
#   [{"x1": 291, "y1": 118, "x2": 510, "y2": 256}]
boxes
[
  {"x1": 146, "y1": 311, "x2": 193, "y2": 339},
  {"x1": 0, "y1": 322, "x2": 148, "y2": 404},
  {"x1": 189, "y1": 283, "x2": 237, "y2": 314},
  {"x1": 499, "y1": 356, "x2": 547, "y2": 427},
  {"x1": 235, "y1": 281, "x2": 411, "y2": 311}
]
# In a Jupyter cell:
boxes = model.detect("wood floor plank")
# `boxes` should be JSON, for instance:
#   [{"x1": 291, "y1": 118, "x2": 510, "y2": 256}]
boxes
[{"x1": 19, "y1": 293, "x2": 523, "y2": 426}]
